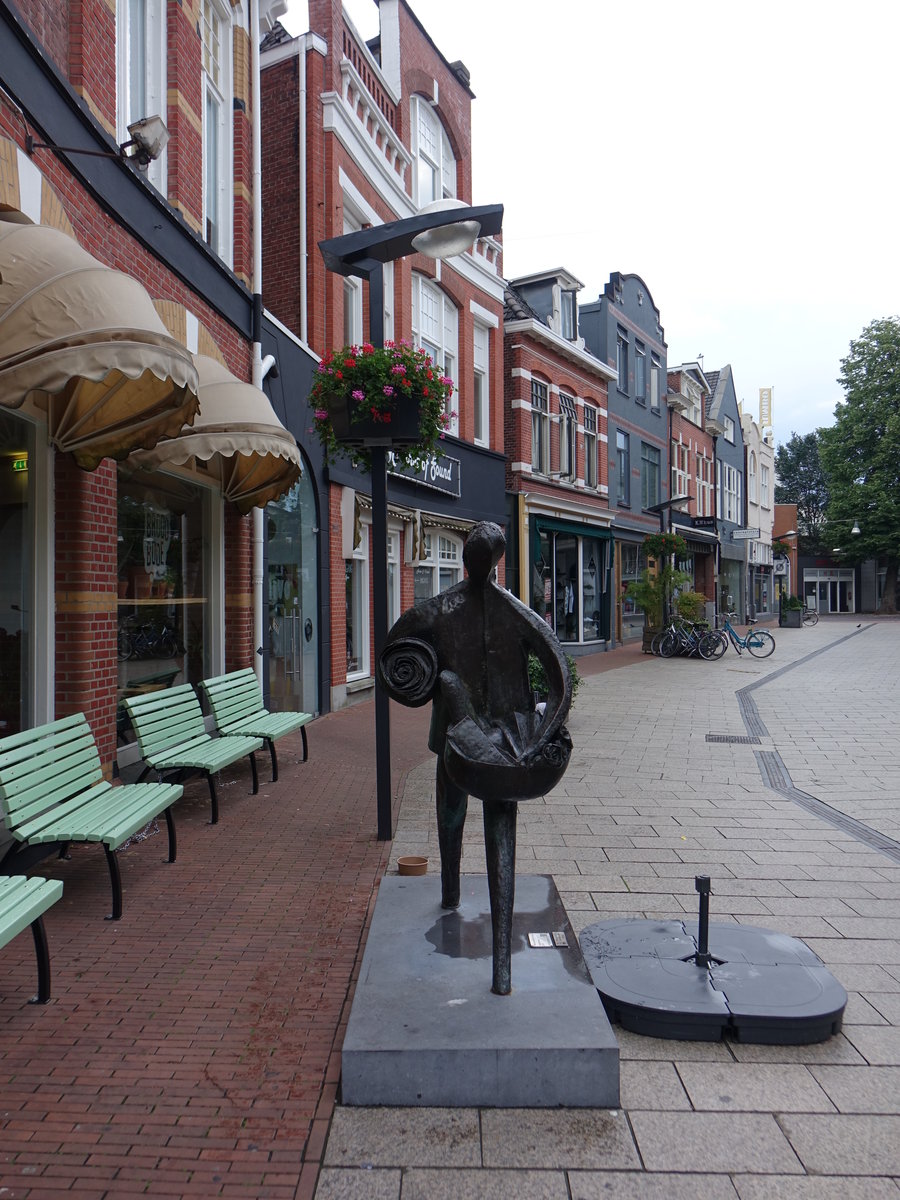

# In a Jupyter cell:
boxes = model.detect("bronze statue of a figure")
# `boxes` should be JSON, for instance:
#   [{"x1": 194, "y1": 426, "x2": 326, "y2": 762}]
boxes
[{"x1": 378, "y1": 521, "x2": 573, "y2": 994}]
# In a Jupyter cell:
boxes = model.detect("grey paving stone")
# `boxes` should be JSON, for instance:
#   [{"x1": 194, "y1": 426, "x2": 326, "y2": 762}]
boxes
[
  {"x1": 615, "y1": 1027, "x2": 736, "y2": 1062},
  {"x1": 400, "y1": 1169, "x2": 569, "y2": 1199},
  {"x1": 843, "y1": 1025, "x2": 900, "y2": 1065},
  {"x1": 675, "y1": 1062, "x2": 835, "y2": 1112},
  {"x1": 481, "y1": 1109, "x2": 639, "y2": 1170},
  {"x1": 322, "y1": 1107, "x2": 481, "y2": 1168},
  {"x1": 779, "y1": 1113, "x2": 900, "y2": 1174},
  {"x1": 842, "y1": 991, "x2": 891, "y2": 1025},
  {"x1": 570, "y1": 1171, "x2": 741, "y2": 1199},
  {"x1": 865, "y1": 992, "x2": 900, "y2": 1022},
  {"x1": 619, "y1": 1060, "x2": 691, "y2": 1111},
  {"x1": 728, "y1": 1035, "x2": 866, "y2": 1066},
  {"x1": 733, "y1": 1175, "x2": 900, "y2": 1199},
  {"x1": 629, "y1": 1111, "x2": 803, "y2": 1173},
  {"x1": 314, "y1": 1168, "x2": 400, "y2": 1199},
  {"x1": 811, "y1": 1065, "x2": 900, "y2": 1113}
]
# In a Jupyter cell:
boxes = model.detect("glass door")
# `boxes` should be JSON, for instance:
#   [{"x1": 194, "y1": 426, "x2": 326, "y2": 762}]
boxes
[{"x1": 266, "y1": 472, "x2": 319, "y2": 716}]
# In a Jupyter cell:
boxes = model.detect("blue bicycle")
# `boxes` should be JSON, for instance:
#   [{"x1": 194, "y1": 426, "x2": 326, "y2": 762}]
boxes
[{"x1": 701, "y1": 614, "x2": 776, "y2": 659}]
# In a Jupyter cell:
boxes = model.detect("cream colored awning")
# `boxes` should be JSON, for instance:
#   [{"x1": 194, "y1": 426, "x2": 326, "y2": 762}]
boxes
[
  {"x1": 129, "y1": 355, "x2": 302, "y2": 513},
  {"x1": 0, "y1": 219, "x2": 199, "y2": 470}
]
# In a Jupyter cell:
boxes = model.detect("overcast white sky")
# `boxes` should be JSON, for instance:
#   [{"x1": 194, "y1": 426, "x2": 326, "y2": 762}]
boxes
[{"x1": 282, "y1": 0, "x2": 900, "y2": 442}]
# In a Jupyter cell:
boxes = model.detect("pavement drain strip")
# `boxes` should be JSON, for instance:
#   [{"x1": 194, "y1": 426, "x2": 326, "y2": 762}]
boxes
[
  {"x1": 755, "y1": 748, "x2": 900, "y2": 865},
  {"x1": 706, "y1": 733, "x2": 761, "y2": 745}
]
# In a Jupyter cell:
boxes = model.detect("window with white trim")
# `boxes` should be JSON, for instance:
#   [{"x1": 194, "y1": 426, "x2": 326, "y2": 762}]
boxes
[
  {"x1": 640, "y1": 442, "x2": 660, "y2": 510},
  {"x1": 531, "y1": 379, "x2": 549, "y2": 474},
  {"x1": 414, "y1": 532, "x2": 464, "y2": 603},
  {"x1": 723, "y1": 414, "x2": 735, "y2": 443},
  {"x1": 342, "y1": 212, "x2": 363, "y2": 345},
  {"x1": 411, "y1": 96, "x2": 456, "y2": 208},
  {"x1": 722, "y1": 463, "x2": 741, "y2": 523},
  {"x1": 635, "y1": 342, "x2": 646, "y2": 404},
  {"x1": 583, "y1": 404, "x2": 598, "y2": 490},
  {"x1": 386, "y1": 529, "x2": 400, "y2": 629},
  {"x1": 411, "y1": 273, "x2": 458, "y2": 435},
  {"x1": 201, "y1": 0, "x2": 232, "y2": 264},
  {"x1": 559, "y1": 393, "x2": 577, "y2": 479},
  {"x1": 760, "y1": 463, "x2": 770, "y2": 509},
  {"x1": 650, "y1": 354, "x2": 661, "y2": 413},
  {"x1": 117, "y1": 0, "x2": 167, "y2": 192},
  {"x1": 616, "y1": 429, "x2": 630, "y2": 505},
  {"x1": 345, "y1": 523, "x2": 369, "y2": 679},
  {"x1": 748, "y1": 450, "x2": 757, "y2": 503},
  {"x1": 473, "y1": 323, "x2": 489, "y2": 446},
  {"x1": 616, "y1": 330, "x2": 628, "y2": 393},
  {"x1": 696, "y1": 453, "x2": 714, "y2": 518},
  {"x1": 683, "y1": 377, "x2": 702, "y2": 425},
  {"x1": 671, "y1": 440, "x2": 689, "y2": 498}
]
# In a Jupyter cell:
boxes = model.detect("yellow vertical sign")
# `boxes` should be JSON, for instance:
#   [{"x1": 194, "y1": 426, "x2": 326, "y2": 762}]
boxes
[{"x1": 759, "y1": 387, "x2": 773, "y2": 427}]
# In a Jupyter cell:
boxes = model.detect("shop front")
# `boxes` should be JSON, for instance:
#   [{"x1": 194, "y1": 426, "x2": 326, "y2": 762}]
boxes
[
  {"x1": 718, "y1": 545, "x2": 745, "y2": 620},
  {"x1": 616, "y1": 534, "x2": 647, "y2": 644},
  {"x1": 530, "y1": 518, "x2": 613, "y2": 650}
]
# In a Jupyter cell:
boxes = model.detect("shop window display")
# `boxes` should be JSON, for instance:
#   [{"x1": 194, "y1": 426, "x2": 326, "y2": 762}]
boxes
[
  {"x1": 0, "y1": 415, "x2": 35, "y2": 734},
  {"x1": 116, "y1": 470, "x2": 212, "y2": 736}
]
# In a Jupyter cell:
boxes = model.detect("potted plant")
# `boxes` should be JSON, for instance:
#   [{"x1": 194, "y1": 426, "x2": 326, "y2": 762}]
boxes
[
  {"x1": 529, "y1": 652, "x2": 581, "y2": 706},
  {"x1": 626, "y1": 533, "x2": 692, "y2": 651},
  {"x1": 309, "y1": 340, "x2": 456, "y2": 470},
  {"x1": 781, "y1": 593, "x2": 804, "y2": 628}
]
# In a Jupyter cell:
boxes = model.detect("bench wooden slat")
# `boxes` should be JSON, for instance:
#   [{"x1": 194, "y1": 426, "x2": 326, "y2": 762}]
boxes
[
  {"x1": 200, "y1": 669, "x2": 312, "y2": 781},
  {"x1": 0, "y1": 876, "x2": 64, "y2": 946},
  {"x1": 122, "y1": 684, "x2": 262, "y2": 824},
  {"x1": 0, "y1": 715, "x2": 182, "y2": 919}
]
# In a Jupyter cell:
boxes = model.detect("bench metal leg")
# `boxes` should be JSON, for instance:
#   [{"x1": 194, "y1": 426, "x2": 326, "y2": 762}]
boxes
[
  {"x1": 301, "y1": 726, "x2": 308, "y2": 764},
  {"x1": 164, "y1": 806, "x2": 177, "y2": 862},
  {"x1": 103, "y1": 844, "x2": 123, "y2": 920},
  {"x1": 206, "y1": 774, "x2": 219, "y2": 825},
  {"x1": 28, "y1": 917, "x2": 52, "y2": 1004},
  {"x1": 248, "y1": 752, "x2": 259, "y2": 795},
  {"x1": 267, "y1": 738, "x2": 278, "y2": 783},
  {"x1": 57, "y1": 842, "x2": 71, "y2": 860}
]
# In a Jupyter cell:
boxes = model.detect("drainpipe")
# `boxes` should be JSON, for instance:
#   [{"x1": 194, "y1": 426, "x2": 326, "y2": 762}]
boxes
[
  {"x1": 299, "y1": 33, "x2": 309, "y2": 345},
  {"x1": 251, "y1": 0, "x2": 265, "y2": 685}
]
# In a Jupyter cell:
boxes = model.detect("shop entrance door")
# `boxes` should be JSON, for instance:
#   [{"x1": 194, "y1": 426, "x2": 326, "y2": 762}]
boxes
[{"x1": 266, "y1": 474, "x2": 319, "y2": 716}]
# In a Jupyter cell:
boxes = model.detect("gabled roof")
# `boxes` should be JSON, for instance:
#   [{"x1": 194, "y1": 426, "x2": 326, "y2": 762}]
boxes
[
  {"x1": 704, "y1": 369, "x2": 721, "y2": 416},
  {"x1": 503, "y1": 284, "x2": 541, "y2": 324}
]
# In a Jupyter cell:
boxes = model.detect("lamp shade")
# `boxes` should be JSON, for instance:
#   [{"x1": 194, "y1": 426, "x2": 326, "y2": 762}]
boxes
[{"x1": 410, "y1": 198, "x2": 481, "y2": 259}]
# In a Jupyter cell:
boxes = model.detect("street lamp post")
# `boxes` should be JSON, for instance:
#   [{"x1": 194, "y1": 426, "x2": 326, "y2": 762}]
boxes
[{"x1": 318, "y1": 202, "x2": 504, "y2": 840}]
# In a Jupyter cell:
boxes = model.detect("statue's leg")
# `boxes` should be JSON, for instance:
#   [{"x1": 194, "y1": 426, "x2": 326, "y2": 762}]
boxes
[
  {"x1": 436, "y1": 759, "x2": 467, "y2": 909},
  {"x1": 482, "y1": 800, "x2": 517, "y2": 996}
]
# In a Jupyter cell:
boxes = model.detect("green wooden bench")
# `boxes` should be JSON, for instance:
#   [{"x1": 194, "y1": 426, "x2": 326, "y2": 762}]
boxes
[
  {"x1": 0, "y1": 714, "x2": 182, "y2": 920},
  {"x1": 199, "y1": 668, "x2": 312, "y2": 783},
  {"x1": 122, "y1": 684, "x2": 262, "y2": 825},
  {"x1": 0, "y1": 875, "x2": 63, "y2": 1004}
]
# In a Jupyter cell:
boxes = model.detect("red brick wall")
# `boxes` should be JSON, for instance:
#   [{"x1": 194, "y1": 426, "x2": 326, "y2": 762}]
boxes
[{"x1": 224, "y1": 506, "x2": 254, "y2": 671}]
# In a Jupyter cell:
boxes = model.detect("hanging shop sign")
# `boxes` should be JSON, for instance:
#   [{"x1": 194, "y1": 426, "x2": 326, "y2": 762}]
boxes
[{"x1": 388, "y1": 452, "x2": 461, "y2": 497}]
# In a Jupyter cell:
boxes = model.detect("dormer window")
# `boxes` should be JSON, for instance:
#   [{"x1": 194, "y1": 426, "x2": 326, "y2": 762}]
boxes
[{"x1": 560, "y1": 290, "x2": 577, "y2": 341}]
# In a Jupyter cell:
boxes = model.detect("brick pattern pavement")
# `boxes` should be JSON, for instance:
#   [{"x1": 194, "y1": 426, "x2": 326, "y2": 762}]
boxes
[{"x1": 0, "y1": 700, "x2": 429, "y2": 1199}]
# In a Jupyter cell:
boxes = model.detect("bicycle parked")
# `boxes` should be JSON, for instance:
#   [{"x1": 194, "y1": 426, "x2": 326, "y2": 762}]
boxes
[
  {"x1": 802, "y1": 606, "x2": 819, "y2": 626},
  {"x1": 701, "y1": 613, "x2": 776, "y2": 659},
  {"x1": 652, "y1": 618, "x2": 719, "y2": 661},
  {"x1": 117, "y1": 618, "x2": 180, "y2": 661}
]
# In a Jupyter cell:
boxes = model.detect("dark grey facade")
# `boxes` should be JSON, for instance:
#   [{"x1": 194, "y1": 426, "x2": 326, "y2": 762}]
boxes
[
  {"x1": 705, "y1": 366, "x2": 747, "y2": 616},
  {"x1": 580, "y1": 273, "x2": 668, "y2": 641}
]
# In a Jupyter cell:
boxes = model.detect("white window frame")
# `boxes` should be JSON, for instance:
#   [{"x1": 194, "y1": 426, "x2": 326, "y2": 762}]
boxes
[
  {"x1": 583, "y1": 404, "x2": 598, "y2": 490},
  {"x1": 722, "y1": 463, "x2": 741, "y2": 523},
  {"x1": 531, "y1": 378, "x2": 550, "y2": 474},
  {"x1": 386, "y1": 527, "x2": 401, "y2": 630},
  {"x1": 201, "y1": 0, "x2": 233, "y2": 266},
  {"x1": 411, "y1": 95, "x2": 456, "y2": 208},
  {"x1": 696, "y1": 452, "x2": 714, "y2": 518},
  {"x1": 760, "y1": 463, "x2": 770, "y2": 509},
  {"x1": 117, "y1": 0, "x2": 167, "y2": 193},
  {"x1": 415, "y1": 531, "x2": 464, "y2": 600},
  {"x1": 634, "y1": 342, "x2": 646, "y2": 404},
  {"x1": 472, "y1": 322, "x2": 490, "y2": 447},
  {"x1": 342, "y1": 211, "x2": 363, "y2": 346},
  {"x1": 650, "y1": 354, "x2": 661, "y2": 413},
  {"x1": 671, "y1": 440, "x2": 689, "y2": 498},
  {"x1": 748, "y1": 450, "x2": 757, "y2": 503},
  {"x1": 616, "y1": 330, "x2": 628, "y2": 393},
  {"x1": 411, "y1": 273, "x2": 458, "y2": 435},
  {"x1": 723, "y1": 414, "x2": 735, "y2": 443},
  {"x1": 558, "y1": 393, "x2": 577, "y2": 479},
  {"x1": 345, "y1": 523, "x2": 369, "y2": 681}
]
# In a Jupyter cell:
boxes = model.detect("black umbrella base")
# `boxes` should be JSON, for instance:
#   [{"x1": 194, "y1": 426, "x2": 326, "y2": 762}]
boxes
[{"x1": 580, "y1": 918, "x2": 847, "y2": 1045}]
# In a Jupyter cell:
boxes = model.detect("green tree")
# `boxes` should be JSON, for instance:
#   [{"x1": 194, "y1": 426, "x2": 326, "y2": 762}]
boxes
[
  {"x1": 774, "y1": 431, "x2": 828, "y2": 553},
  {"x1": 820, "y1": 317, "x2": 900, "y2": 613}
]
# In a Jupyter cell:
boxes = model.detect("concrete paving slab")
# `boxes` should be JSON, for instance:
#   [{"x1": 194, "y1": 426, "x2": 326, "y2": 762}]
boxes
[
  {"x1": 810, "y1": 1065, "x2": 900, "y2": 1113},
  {"x1": 629, "y1": 1111, "x2": 804, "y2": 1173},
  {"x1": 570, "y1": 1173, "x2": 742, "y2": 1200},
  {"x1": 779, "y1": 1112, "x2": 900, "y2": 1174},
  {"x1": 842, "y1": 1024, "x2": 900, "y2": 1064},
  {"x1": 401, "y1": 1168, "x2": 570, "y2": 1199},
  {"x1": 675, "y1": 1062, "x2": 835, "y2": 1111},
  {"x1": 618, "y1": 1060, "x2": 691, "y2": 1110},
  {"x1": 733, "y1": 1174, "x2": 900, "y2": 1199},
  {"x1": 315, "y1": 1168, "x2": 401, "y2": 1199},
  {"x1": 480, "y1": 1109, "x2": 639, "y2": 1170},
  {"x1": 321, "y1": 1107, "x2": 480, "y2": 1168},
  {"x1": 341, "y1": 874, "x2": 619, "y2": 1107}
]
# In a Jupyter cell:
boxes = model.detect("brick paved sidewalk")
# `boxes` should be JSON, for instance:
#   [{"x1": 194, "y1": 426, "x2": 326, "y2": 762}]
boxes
[{"x1": 0, "y1": 698, "x2": 430, "y2": 1200}]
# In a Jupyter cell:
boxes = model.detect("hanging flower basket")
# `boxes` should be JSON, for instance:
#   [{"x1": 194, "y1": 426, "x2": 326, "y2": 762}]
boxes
[{"x1": 309, "y1": 340, "x2": 456, "y2": 471}]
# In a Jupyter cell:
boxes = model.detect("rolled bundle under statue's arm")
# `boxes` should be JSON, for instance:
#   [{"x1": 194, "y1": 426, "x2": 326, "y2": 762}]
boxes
[{"x1": 377, "y1": 636, "x2": 439, "y2": 708}]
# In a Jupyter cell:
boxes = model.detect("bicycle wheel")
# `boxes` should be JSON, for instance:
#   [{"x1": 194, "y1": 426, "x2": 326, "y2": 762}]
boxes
[
  {"x1": 160, "y1": 633, "x2": 178, "y2": 658},
  {"x1": 746, "y1": 629, "x2": 776, "y2": 658},
  {"x1": 658, "y1": 631, "x2": 679, "y2": 658},
  {"x1": 699, "y1": 631, "x2": 726, "y2": 660},
  {"x1": 650, "y1": 631, "x2": 664, "y2": 656},
  {"x1": 117, "y1": 628, "x2": 132, "y2": 661},
  {"x1": 802, "y1": 609, "x2": 818, "y2": 626}
]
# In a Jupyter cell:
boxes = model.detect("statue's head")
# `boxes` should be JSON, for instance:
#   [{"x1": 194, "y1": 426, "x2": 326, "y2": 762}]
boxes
[{"x1": 463, "y1": 521, "x2": 505, "y2": 583}]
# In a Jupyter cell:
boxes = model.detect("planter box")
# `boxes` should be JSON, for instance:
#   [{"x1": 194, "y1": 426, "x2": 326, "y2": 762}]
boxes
[
  {"x1": 782, "y1": 609, "x2": 802, "y2": 628},
  {"x1": 328, "y1": 393, "x2": 423, "y2": 447}
]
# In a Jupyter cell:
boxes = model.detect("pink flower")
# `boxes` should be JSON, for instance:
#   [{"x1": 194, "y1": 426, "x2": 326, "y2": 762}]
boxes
[
  {"x1": 383, "y1": 386, "x2": 395, "y2": 397},
  {"x1": 391, "y1": 364, "x2": 406, "y2": 375},
  {"x1": 314, "y1": 409, "x2": 328, "y2": 420},
  {"x1": 352, "y1": 389, "x2": 365, "y2": 402}
]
